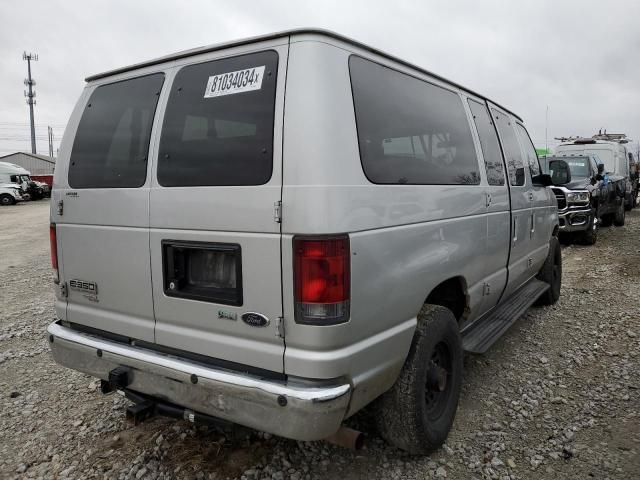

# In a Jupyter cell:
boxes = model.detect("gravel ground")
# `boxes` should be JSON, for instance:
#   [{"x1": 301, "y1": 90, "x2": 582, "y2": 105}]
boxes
[{"x1": 1, "y1": 200, "x2": 638, "y2": 480}]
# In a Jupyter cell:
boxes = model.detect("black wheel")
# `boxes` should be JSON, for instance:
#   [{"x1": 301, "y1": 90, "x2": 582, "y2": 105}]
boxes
[
  {"x1": 0, "y1": 194, "x2": 15, "y2": 206},
  {"x1": 614, "y1": 201, "x2": 626, "y2": 226},
  {"x1": 579, "y1": 215, "x2": 598, "y2": 245},
  {"x1": 535, "y1": 236, "x2": 562, "y2": 306},
  {"x1": 375, "y1": 304, "x2": 463, "y2": 454}
]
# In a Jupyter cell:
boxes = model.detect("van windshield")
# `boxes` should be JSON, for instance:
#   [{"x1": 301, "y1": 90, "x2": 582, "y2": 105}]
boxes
[{"x1": 562, "y1": 158, "x2": 590, "y2": 179}]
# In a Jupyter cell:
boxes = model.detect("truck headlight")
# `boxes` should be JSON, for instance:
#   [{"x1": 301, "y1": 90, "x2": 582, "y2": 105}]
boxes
[{"x1": 567, "y1": 191, "x2": 590, "y2": 203}]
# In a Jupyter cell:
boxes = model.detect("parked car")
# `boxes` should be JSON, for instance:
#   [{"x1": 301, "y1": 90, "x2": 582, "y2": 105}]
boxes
[
  {"x1": 546, "y1": 154, "x2": 625, "y2": 244},
  {"x1": 556, "y1": 138, "x2": 634, "y2": 211},
  {"x1": 0, "y1": 161, "x2": 31, "y2": 199},
  {"x1": 0, "y1": 183, "x2": 24, "y2": 205},
  {"x1": 47, "y1": 29, "x2": 561, "y2": 454}
]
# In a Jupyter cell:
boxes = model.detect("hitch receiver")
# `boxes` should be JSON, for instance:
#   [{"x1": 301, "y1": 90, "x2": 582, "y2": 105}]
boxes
[{"x1": 100, "y1": 366, "x2": 133, "y2": 394}]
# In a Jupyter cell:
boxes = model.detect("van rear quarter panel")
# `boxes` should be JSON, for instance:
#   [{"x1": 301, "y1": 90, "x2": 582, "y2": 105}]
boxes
[{"x1": 282, "y1": 37, "x2": 491, "y2": 413}]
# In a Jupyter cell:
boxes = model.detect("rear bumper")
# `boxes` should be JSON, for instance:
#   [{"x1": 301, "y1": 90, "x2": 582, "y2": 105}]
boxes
[
  {"x1": 47, "y1": 321, "x2": 351, "y2": 441},
  {"x1": 558, "y1": 207, "x2": 593, "y2": 233}
]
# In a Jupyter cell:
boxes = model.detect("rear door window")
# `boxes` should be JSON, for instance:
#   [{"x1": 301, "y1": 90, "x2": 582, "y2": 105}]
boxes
[
  {"x1": 69, "y1": 74, "x2": 165, "y2": 189},
  {"x1": 157, "y1": 51, "x2": 278, "y2": 187},
  {"x1": 468, "y1": 100, "x2": 505, "y2": 186},
  {"x1": 350, "y1": 56, "x2": 480, "y2": 185},
  {"x1": 492, "y1": 110, "x2": 525, "y2": 186}
]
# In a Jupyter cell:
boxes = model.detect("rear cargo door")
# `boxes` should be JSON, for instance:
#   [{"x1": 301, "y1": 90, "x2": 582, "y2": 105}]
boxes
[
  {"x1": 149, "y1": 43, "x2": 287, "y2": 373},
  {"x1": 56, "y1": 73, "x2": 166, "y2": 342}
]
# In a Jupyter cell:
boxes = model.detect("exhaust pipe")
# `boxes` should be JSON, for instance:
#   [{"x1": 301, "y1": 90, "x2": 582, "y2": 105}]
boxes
[{"x1": 324, "y1": 426, "x2": 364, "y2": 450}]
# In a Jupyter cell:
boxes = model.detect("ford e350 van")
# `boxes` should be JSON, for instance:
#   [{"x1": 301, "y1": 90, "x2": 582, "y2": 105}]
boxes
[{"x1": 47, "y1": 29, "x2": 561, "y2": 453}]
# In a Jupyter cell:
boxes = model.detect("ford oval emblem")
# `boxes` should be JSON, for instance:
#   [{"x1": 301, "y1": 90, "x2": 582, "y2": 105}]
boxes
[{"x1": 241, "y1": 312, "x2": 270, "y2": 328}]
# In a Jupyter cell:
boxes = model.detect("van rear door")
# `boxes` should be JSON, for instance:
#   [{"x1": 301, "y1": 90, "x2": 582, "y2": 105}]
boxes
[
  {"x1": 149, "y1": 44, "x2": 287, "y2": 373},
  {"x1": 55, "y1": 73, "x2": 165, "y2": 342}
]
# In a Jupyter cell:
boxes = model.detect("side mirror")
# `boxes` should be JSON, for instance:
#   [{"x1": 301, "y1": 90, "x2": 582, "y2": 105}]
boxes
[
  {"x1": 548, "y1": 159, "x2": 572, "y2": 185},
  {"x1": 597, "y1": 163, "x2": 605, "y2": 174},
  {"x1": 532, "y1": 173, "x2": 553, "y2": 187}
]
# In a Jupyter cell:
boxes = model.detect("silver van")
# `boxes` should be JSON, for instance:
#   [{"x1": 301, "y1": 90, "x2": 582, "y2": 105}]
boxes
[{"x1": 48, "y1": 29, "x2": 561, "y2": 453}]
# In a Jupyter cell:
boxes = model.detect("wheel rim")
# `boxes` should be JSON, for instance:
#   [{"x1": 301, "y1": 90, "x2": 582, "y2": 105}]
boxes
[{"x1": 424, "y1": 341, "x2": 453, "y2": 420}]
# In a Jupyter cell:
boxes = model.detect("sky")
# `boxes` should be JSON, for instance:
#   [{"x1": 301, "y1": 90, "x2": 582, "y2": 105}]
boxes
[{"x1": 1, "y1": 0, "x2": 639, "y2": 158}]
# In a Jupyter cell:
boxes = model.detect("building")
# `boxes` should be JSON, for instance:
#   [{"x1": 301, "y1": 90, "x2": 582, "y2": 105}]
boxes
[{"x1": 0, "y1": 152, "x2": 55, "y2": 175}]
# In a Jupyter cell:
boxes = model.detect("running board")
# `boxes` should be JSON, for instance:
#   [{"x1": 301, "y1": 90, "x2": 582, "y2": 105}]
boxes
[{"x1": 462, "y1": 279, "x2": 549, "y2": 354}]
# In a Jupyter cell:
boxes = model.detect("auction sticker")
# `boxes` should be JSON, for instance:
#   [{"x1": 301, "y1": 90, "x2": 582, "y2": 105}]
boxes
[{"x1": 204, "y1": 66, "x2": 265, "y2": 98}]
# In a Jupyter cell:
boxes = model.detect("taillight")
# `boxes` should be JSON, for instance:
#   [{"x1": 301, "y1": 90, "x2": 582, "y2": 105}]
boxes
[
  {"x1": 50, "y1": 223, "x2": 59, "y2": 283},
  {"x1": 294, "y1": 236, "x2": 350, "y2": 325}
]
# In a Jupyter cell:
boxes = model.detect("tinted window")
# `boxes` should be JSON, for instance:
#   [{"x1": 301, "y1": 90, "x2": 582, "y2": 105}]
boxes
[
  {"x1": 468, "y1": 100, "x2": 505, "y2": 186},
  {"x1": 158, "y1": 51, "x2": 278, "y2": 187},
  {"x1": 350, "y1": 56, "x2": 480, "y2": 185},
  {"x1": 69, "y1": 74, "x2": 164, "y2": 188},
  {"x1": 515, "y1": 124, "x2": 541, "y2": 177},
  {"x1": 492, "y1": 110, "x2": 525, "y2": 186}
]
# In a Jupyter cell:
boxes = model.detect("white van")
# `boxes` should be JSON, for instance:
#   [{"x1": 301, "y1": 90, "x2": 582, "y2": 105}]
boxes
[
  {"x1": 556, "y1": 138, "x2": 634, "y2": 209},
  {"x1": 47, "y1": 29, "x2": 560, "y2": 453}
]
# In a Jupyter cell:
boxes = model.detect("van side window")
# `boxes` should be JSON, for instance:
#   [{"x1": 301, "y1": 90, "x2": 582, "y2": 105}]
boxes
[
  {"x1": 68, "y1": 74, "x2": 165, "y2": 189},
  {"x1": 158, "y1": 50, "x2": 278, "y2": 187},
  {"x1": 350, "y1": 56, "x2": 480, "y2": 185},
  {"x1": 515, "y1": 124, "x2": 541, "y2": 177},
  {"x1": 492, "y1": 110, "x2": 525, "y2": 186},
  {"x1": 467, "y1": 100, "x2": 505, "y2": 186}
]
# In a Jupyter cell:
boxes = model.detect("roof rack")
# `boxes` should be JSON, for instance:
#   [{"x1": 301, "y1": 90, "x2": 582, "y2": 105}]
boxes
[
  {"x1": 591, "y1": 130, "x2": 630, "y2": 144},
  {"x1": 554, "y1": 136, "x2": 585, "y2": 143}
]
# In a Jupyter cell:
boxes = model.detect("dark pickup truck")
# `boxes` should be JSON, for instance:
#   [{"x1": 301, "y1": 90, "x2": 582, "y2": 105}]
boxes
[{"x1": 543, "y1": 155, "x2": 626, "y2": 245}]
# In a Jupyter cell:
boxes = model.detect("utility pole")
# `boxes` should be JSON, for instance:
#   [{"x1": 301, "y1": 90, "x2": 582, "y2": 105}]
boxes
[
  {"x1": 47, "y1": 126, "x2": 54, "y2": 157},
  {"x1": 23, "y1": 52, "x2": 38, "y2": 154}
]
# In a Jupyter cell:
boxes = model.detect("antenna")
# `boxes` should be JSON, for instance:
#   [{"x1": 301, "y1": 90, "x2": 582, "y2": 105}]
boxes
[{"x1": 23, "y1": 52, "x2": 38, "y2": 154}]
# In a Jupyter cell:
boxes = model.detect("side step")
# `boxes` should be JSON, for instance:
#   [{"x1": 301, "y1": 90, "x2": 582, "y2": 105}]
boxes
[{"x1": 462, "y1": 279, "x2": 549, "y2": 354}]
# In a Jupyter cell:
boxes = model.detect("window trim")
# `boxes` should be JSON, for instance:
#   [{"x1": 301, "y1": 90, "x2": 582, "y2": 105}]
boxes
[
  {"x1": 491, "y1": 107, "x2": 527, "y2": 188},
  {"x1": 467, "y1": 98, "x2": 507, "y2": 187},
  {"x1": 515, "y1": 122, "x2": 542, "y2": 179},
  {"x1": 348, "y1": 54, "x2": 481, "y2": 186},
  {"x1": 68, "y1": 72, "x2": 165, "y2": 189},
  {"x1": 156, "y1": 50, "x2": 279, "y2": 188}
]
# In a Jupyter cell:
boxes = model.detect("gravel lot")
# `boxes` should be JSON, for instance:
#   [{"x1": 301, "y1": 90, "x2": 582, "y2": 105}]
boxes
[{"x1": 1, "y1": 200, "x2": 638, "y2": 480}]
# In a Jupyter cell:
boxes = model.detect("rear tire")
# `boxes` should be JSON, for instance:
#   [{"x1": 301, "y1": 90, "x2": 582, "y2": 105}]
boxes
[
  {"x1": 375, "y1": 304, "x2": 463, "y2": 454},
  {"x1": 614, "y1": 201, "x2": 626, "y2": 226},
  {"x1": 535, "y1": 236, "x2": 562, "y2": 306},
  {"x1": 0, "y1": 194, "x2": 15, "y2": 206}
]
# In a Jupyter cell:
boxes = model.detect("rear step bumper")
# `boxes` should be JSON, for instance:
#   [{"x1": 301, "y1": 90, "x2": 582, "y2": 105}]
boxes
[{"x1": 47, "y1": 321, "x2": 351, "y2": 441}]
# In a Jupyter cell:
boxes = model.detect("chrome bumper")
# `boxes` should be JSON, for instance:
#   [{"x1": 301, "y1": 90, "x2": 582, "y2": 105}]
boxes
[
  {"x1": 558, "y1": 207, "x2": 593, "y2": 233},
  {"x1": 47, "y1": 321, "x2": 351, "y2": 441}
]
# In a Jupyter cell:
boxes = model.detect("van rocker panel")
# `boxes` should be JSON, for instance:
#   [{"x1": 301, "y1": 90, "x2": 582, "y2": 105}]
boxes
[{"x1": 47, "y1": 321, "x2": 351, "y2": 441}]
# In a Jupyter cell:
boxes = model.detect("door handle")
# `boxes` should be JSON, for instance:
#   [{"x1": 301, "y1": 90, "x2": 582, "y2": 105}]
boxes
[
  {"x1": 486, "y1": 193, "x2": 492, "y2": 208},
  {"x1": 512, "y1": 217, "x2": 518, "y2": 244},
  {"x1": 528, "y1": 192, "x2": 534, "y2": 201}
]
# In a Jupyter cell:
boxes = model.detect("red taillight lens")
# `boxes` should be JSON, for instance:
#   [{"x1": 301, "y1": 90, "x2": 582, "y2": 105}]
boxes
[
  {"x1": 294, "y1": 236, "x2": 350, "y2": 325},
  {"x1": 50, "y1": 224, "x2": 59, "y2": 282}
]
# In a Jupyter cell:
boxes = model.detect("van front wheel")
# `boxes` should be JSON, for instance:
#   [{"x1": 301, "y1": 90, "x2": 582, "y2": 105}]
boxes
[{"x1": 375, "y1": 304, "x2": 462, "y2": 454}]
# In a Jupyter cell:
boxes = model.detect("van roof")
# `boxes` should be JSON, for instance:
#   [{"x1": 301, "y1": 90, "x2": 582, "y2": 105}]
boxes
[{"x1": 85, "y1": 28, "x2": 522, "y2": 122}]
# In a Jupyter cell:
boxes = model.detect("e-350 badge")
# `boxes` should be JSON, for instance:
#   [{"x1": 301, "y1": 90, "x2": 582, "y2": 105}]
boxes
[{"x1": 69, "y1": 279, "x2": 99, "y2": 302}]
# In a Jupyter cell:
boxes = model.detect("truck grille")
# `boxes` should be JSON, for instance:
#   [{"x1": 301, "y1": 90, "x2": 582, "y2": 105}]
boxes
[{"x1": 552, "y1": 188, "x2": 566, "y2": 210}]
